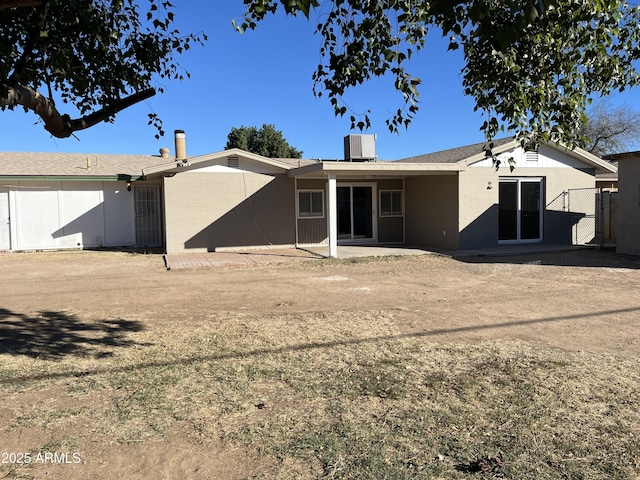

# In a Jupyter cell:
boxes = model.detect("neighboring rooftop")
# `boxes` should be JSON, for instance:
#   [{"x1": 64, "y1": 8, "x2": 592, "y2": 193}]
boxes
[{"x1": 0, "y1": 151, "x2": 166, "y2": 178}]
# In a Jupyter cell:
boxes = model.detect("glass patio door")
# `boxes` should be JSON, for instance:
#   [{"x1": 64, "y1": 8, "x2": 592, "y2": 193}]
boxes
[
  {"x1": 499, "y1": 178, "x2": 542, "y2": 243},
  {"x1": 337, "y1": 185, "x2": 375, "y2": 242}
]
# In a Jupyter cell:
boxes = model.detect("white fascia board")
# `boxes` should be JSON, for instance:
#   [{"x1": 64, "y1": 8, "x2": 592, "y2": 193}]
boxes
[
  {"x1": 558, "y1": 144, "x2": 617, "y2": 173},
  {"x1": 288, "y1": 161, "x2": 464, "y2": 178},
  {"x1": 464, "y1": 140, "x2": 517, "y2": 166},
  {"x1": 142, "y1": 148, "x2": 293, "y2": 176},
  {"x1": 463, "y1": 139, "x2": 617, "y2": 174}
]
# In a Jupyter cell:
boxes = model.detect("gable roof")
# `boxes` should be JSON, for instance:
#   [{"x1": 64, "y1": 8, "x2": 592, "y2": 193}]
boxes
[
  {"x1": 0, "y1": 151, "x2": 165, "y2": 180},
  {"x1": 396, "y1": 137, "x2": 515, "y2": 164},
  {"x1": 0, "y1": 149, "x2": 318, "y2": 180},
  {"x1": 0, "y1": 136, "x2": 616, "y2": 180},
  {"x1": 546, "y1": 144, "x2": 617, "y2": 174},
  {"x1": 395, "y1": 136, "x2": 616, "y2": 174},
  {"x1": 142, "y1": 148, "x2": 318, "y2": 177}
]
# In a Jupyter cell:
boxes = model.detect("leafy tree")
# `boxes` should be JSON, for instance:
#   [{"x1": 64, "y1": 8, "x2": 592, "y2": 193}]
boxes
[
  {"x1": 0, "y1": 0, "x2": 205, "y2": 139},
  {"x1": 225, "y1": 124, "x2": 303, "y2": 158},
  {"x1": 236, "y1": 1, "x2": 640, "y2": 152},
  {"x1": 580, "y1": 101, "x2": 640, "y2": 156}
]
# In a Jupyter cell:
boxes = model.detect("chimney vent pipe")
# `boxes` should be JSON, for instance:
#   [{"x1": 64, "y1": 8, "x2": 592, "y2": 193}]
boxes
[{"x1": 174, "y1": 130, "x2": 186, "y2": 160}]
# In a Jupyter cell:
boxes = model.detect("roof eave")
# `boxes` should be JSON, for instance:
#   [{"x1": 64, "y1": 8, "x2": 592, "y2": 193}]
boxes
[
  {"x1": 142, "y1": 148, "x2": 294, "y2": 176},
  {"x1": 548, "y1": 143, "x2": 617, "y2": 174},
  {"x1": 289, "y1": 161, "x2": 465, "y2": 178},
  {"x1": 464, "y1": 139, "x2": 517, "y2": 166},
  {"x1": 0, "y1": 174, "x2": 142, "y2": 181},
  {"x1": 463, "y1": 140, "x2": 617, "y2": 174}
]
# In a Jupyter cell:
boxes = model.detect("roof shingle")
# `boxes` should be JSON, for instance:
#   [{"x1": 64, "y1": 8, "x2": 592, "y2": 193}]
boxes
[
  {"x1": 395, "y1": 137, "x2": 514, "y2": 164},
  {"x1": 0, "y1": 152, "x2": 167, "y2": 177}
]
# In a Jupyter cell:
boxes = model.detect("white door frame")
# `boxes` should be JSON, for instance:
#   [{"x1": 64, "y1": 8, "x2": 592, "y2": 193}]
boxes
[
  {"x1": 498, "y1": 177, "x2": 543, "y2": 244},
  {"x1": 334, "y1": 182, "x2": 378, "y2": 244}
]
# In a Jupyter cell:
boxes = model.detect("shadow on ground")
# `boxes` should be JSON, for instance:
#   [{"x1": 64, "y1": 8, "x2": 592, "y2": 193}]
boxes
[
  {"x1": 0, "y1": 308, "x2": 147, "y2": 360},
  {"x1": 457, "y1": 249, "x2": 640, "y2": 269},
  {"x1": 2, "y1": 304, "x2": 639, "y2": 385}
]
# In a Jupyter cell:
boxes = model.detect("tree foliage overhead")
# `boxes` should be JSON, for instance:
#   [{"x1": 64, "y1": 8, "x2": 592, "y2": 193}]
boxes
[
  {"x1": 236, "y1": 0, "x2": 640, "y2": 151},
  {"x1": 580, "y1": 101, "x2": 640, "y2": 156},
  {"x1": 0, "y1": 0, "x2": 205, "y2": 139},
  {"x1": 225, "y1": 124, "x2": 303, "y2": 158}
]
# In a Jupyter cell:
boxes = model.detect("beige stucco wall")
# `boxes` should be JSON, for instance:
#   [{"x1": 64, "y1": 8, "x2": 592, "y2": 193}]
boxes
[
  {"x1": 404, "y1": 175, "x2": 459, "y2": 250},
  {"x1": 617, "y1": 158, "x2": 640, "y2": 255},
  {"x1": 163, "y1": 172, "x2": 295, "y2": 253},
  {"x1": 459, "y1": 162, "x2": 596, "y2": 249}
]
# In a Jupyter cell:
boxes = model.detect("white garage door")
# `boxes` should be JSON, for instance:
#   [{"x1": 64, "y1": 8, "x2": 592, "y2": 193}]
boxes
[
  {"x1": 14, "y1": 182, "x2": 60, "y2": 250},
  {"x1": 0, "y1": 188, "x2": 10, "y2": 250}
]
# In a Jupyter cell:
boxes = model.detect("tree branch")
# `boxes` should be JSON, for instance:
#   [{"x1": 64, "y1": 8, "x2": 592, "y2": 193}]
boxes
[
  {"x1": 0, "y1": 0, "x2": 43, "y2": 9},
  {"x1": 68, "y1": 88, "x2": 156, "y2": 133},
  {"x1": 8, "y1": 0, "x2": 49, "y2": 85},
  {"x1": 1, "y1": 84, "x2": 156, "y2": 138}
]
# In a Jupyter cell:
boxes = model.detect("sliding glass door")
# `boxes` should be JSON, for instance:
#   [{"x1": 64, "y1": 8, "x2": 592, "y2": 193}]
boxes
[
  {"x1": 499, "y1": 178, "x2": 543, "y2": 243},
  {"x1": 337, "y1": 185, "x2": 375, "y2": 242}
]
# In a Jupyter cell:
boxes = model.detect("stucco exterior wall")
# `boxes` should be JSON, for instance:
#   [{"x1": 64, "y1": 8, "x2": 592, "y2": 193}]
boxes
[
  {"x1": 404, "y1": 175, "x2": 459, "y2": 250},
  {"x1": 163, "y1": 171, "x2": 295, "y2": 253},
  {"x1": 617, "y1": 158, "x2": 640, "y2": 255},
  {"x1": 460, "y1": 145, "x2": 597, "y2": 249}
]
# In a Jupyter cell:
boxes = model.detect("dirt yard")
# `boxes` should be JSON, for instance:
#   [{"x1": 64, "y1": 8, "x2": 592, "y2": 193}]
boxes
[{"x1": 1, "y1": 248, "x2": 639, "y2": 479}]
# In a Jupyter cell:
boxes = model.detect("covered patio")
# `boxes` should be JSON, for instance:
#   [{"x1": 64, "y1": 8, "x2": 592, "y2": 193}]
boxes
[{"x1": 289, "y1": 161, "x2": 465, "y2": 257}]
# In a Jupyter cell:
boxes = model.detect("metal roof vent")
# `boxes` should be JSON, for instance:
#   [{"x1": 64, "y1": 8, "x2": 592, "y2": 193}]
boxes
[
  {"x1": 344, "y1": 134, "x2": 377, "y2": 162},
  {"x1": 228, "y1": 156, "x2": 239, "y2": 168},
  {"x1": 525, "y1": 150, "x2": 539, "y2": 162}
]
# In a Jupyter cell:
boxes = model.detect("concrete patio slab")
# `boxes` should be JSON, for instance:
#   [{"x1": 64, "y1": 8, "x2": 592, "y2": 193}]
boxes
[
  {"x1": 164, "y1": 244, "x2": 588, "y2": 270},
  {"x1": 303, "y1": 245, "x2": 432, "y2": 259},
  {"x1": 165, "y1": 248, "x2": 322, "y2": 270}
]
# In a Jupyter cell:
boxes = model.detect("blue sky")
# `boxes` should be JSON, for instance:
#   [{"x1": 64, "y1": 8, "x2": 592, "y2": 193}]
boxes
[{"x1": 1, "y1": 2, "x2": 638, "y2": 160}]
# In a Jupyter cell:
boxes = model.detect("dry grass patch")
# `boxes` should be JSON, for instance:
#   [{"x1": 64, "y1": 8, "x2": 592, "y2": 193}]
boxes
[{"x1": 1, "y1": 309, "x2": 639, "y2": 479}]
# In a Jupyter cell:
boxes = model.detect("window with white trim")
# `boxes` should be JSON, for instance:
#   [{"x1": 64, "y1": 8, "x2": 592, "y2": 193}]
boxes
[
  {"x1": 298, "y1": 190, "x2": 324, "y2": 218},
  {"x1": 380, "y1": 190, "x2": 403, "y2": 217}
]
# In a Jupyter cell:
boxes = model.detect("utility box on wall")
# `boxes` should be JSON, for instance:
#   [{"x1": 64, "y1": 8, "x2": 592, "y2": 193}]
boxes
[{"x1": 344, "y1": 134, "x2": 377, "y2": 162}]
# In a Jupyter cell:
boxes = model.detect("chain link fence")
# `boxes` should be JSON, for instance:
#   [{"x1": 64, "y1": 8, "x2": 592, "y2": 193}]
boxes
[
  {"x1": 567, "y1": 187, "x2": 600, "y2": 247},
  {"x1": 566, "y1": 187, "x2": 617, "y2": 248}
]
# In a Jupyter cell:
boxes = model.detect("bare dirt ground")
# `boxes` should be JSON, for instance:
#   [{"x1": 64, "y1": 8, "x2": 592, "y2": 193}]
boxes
[{"x1": 0, "y1": 248, "x2": 639, "y2": 479}]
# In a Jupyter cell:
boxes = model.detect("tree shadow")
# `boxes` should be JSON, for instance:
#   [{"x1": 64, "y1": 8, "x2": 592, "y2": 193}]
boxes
[
  {"x1": 458, "y1": 248, "x2": 640, "y2": 269},
  {"x1": 3, "y1": 305, "x2": 639, "y2": 385},
  {"x1": 0, "y1": 308, "x2": 148, "y2": 360}
]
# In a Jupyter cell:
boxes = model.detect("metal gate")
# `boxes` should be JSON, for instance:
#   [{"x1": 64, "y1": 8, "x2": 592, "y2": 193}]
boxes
[
  {"x1": 566, "y1": 187, "x2": 604, "y2": 248},
  {"x1": 600, "y1": 190, "x2": 618, "y2": 247},
  {"x1": 134, "y1": 185, "x2": 162, "y2": 246}
]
